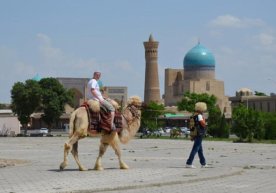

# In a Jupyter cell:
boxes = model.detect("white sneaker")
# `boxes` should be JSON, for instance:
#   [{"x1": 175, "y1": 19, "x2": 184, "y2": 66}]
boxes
[
  {"x1": 201, "y1": 164, "x2": 211, "y2": 168},
  {"x1": 186, "y1": 164, "x2": 196, "y2": 169}
]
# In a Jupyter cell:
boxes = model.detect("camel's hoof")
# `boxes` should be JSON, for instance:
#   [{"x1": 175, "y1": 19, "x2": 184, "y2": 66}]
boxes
[
  {"x1": 59, "y1": 162, "x2": 67, "y2": 170},
  {"x1": 79, "y1": 167, "x2": 88, "y2": 171},
  {"x1": 94, "y1": 166, "x2": 104, "y2": 171},
  {"x1": 120, "y1": 164, "x2": 129, "y2": 170}
]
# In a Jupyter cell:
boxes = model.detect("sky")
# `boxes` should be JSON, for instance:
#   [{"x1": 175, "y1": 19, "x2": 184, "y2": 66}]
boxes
[{"x1": 1, "y1": 0, "x2": 276, "y2": 103}]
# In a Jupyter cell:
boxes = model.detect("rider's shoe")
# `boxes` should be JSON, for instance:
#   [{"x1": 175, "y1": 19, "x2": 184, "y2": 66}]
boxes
[{"x1": 111, "y1": 124, "x2": 116, "y2": 131}]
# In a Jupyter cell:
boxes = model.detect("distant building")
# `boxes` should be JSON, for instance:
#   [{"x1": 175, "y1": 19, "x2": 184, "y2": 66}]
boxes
[
  {"x1": 0, "y1": 109, "x2": 20, "y2": 136},
  {"x1": 229, "y1": 88, "x2": 276, "y2": 113},
  {"x1": 56, "y1": 77, "x2": 127, "y2": 107},
  {"x1": 104, "y1": 86, "x2": 128, "y2": 107},
  {"x1": 57, "y1": 77, "x2": 89, "y2": 108}
]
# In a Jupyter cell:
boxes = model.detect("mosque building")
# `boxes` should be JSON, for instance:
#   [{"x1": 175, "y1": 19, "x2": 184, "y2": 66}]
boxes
[
  {"x1": 140, "y1": 37, "x2": 230, "y2": 116},
  {"x1": 164, "y1": 41, "x2": 231, "y2": 115}
]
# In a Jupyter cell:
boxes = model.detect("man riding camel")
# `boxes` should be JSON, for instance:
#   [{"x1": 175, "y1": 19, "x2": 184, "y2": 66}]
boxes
[{"x1": 87, "y1": 71, "x2": 116, "y2": 131}]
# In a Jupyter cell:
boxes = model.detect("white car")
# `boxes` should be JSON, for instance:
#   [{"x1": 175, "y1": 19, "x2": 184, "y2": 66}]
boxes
[
  {"x1": 164, "y1": 127, "x2": 171, "y2": 133},
  {"x1": 180, "y1": 127, "x2": 190, "y2": 135},
  {"x1": 40, "y1": 128, "x2": 48, "y2": 134},
  {"x1": 152, "y1": 128, "x2": 164, "y2": 136}
]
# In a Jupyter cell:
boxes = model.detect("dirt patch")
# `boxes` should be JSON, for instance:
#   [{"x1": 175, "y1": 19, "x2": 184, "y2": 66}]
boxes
[{"x1": 0, "y1": 159, "x2": 29, "y2": 168}]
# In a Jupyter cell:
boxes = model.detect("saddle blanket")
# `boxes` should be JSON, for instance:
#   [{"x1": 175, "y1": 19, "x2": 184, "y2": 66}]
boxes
[{"x1": 81, "y1": 102, "x2": 122, "y2": 133}]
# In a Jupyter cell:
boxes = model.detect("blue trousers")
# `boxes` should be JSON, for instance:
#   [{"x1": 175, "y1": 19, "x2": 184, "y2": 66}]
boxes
[{"x1": 186, "y1": 136, "x2": 206, "y2": 165}]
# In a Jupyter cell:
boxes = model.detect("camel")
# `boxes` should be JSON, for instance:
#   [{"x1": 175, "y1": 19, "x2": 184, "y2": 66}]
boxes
[{"x1": 59, "y1": 96, "x2": 142, "y2": 171}]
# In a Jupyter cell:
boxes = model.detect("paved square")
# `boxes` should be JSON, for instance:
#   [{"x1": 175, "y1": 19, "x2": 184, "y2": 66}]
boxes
[{"x1": 0, "y1": 137, "x2": 275, "y2": 193}]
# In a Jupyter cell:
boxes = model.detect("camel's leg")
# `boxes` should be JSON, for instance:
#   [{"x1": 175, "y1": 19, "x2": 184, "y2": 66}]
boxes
[
  {"x1": 94, "y1": 142, "x2": 109, "y2": 171},
  {"x1": 59, "y1": 134, "x2": 81, "y2": 170},
  {"x1": 71, "y1": 140, "x2": 87, "y2": 171},
  {"x1": 110, "y1": 139, "x2": 129, "y2": 169}
]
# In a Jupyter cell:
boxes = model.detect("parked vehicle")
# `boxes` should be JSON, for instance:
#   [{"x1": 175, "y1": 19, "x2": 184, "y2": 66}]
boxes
[
  {"x1": 140, "y1": 128, "x2": 151, "y2": 138},
  {"x1": 153, "y1": 128, "x2": 164, "y2": 137},
  {"x1": 140, "y1": 128, "x2": 164, "y2": 138},
  {"x1": 27, "y1": 128, "x2": 48, "y2": 136},
  {"x1": 164, "y1": 127, "x2": 171, "y2": 133},
  {"x1": 180, "y1": 127, "x2": 190, "y2": 135},
  {"x1": 40, "y1": 128, "x2": 48, "y2": 134}
]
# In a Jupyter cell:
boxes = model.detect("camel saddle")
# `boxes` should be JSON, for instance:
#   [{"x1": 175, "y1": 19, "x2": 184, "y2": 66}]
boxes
[{"x1": 80, "y1": 102, "x2": 123, "y2": 133}]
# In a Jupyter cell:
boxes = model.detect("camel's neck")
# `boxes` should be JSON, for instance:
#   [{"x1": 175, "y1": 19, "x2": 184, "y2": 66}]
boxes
[
  {"x1": 118, "y1": 105, "x2": 141, "y2": 144},
  {"x1": 122, "y1": 106, "x2": 141, "y2": 125}
]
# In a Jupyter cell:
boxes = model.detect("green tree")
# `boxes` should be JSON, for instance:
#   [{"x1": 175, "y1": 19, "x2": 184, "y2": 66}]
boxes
[
  {"x1": 11, "y1": 80, "x2": 41, "y2": 134},
  {"x1": 263, "y1": 113, "x2": 276, "y2": 140},
  {"x1": 248, "y1": 109, "x2": 264, "y2": 141},
  {"x1": 39, "y1": 78, "x2": 73, "y2": 133},
  {"x1": 254, "y1": 91, "x2": 267, "y2": 96},
  {"x1": 219, "y1": 113, "x2": 230, "y2": 138},
  {"x1": 207, "y1": 106, "x2": 222, "y2": 137},
  {"x1": 141, "y1": 102, "x2": 165, "y2": 133},
  {"x1": 177, "y1": 92, "x2": 217, "y2": 112},
  {"x1": 232, "y1": 104, "x2": 248, "y2": 141},
  {"x1": 0, "y1": 103, "x2": 7, "y2": 109},
  {"x1": 232, "y1": 104, "x2": 264, "y2": 142}
]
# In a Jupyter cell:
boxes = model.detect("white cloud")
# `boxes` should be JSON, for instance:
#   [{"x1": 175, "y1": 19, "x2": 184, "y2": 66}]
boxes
[
  {"x1": 36, "y1": 33, "x2": 64, "y2": 62},
  {"x1": 36, "y1": 33, "x2": 51, "y2": 45},
  {"x1": 115, "y1": 60, "x2": 132, "y2": 71},
  {"x1": 209, "y1": 14, "x2": 265, "y2": 28},
  {"x1": 248, "y1": 31, "x2": 276, "y2": 55},
  {"x1": 255, "y1": 32, "x2": 275, "y2": 46}
]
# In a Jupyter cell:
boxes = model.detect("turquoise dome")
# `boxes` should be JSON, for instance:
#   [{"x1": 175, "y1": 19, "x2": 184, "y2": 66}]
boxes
[
  {"x1": 32, "y1": 74, "x2": 42, "y2": 81},
  {"x1": 184, "y1": 43, "x2": 215, "y2": 68}
]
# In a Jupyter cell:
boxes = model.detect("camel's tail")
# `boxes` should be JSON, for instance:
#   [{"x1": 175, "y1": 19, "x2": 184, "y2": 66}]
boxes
[{"x1": 69, "y1": 110, "x2": 77, "y2": 137}]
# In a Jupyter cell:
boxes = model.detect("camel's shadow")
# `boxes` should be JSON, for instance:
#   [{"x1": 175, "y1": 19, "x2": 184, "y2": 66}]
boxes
[{"x1": 49, "y1": 167, "x2": 119, "y2": 172}]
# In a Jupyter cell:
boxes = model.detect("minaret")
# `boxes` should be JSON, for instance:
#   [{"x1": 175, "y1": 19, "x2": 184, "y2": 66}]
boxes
[{"x1": 143, "y1": 34, "x2": 161, "y2": 104}]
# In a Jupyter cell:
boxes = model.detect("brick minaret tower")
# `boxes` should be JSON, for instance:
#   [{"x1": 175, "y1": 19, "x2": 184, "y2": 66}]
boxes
[{"x1": 143, "y1": 34, "x2": 161, "y2": 104}]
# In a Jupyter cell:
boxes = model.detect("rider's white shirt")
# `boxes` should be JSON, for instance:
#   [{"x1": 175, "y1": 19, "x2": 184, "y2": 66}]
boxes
[{"x1": 87, "y1": 79, "x2": 104, "y2": 101}]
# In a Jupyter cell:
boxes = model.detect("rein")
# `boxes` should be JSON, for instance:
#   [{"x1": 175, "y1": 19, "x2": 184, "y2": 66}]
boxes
[{"x1": 122, "y1": 105, "x2": 141, "y2": 126}]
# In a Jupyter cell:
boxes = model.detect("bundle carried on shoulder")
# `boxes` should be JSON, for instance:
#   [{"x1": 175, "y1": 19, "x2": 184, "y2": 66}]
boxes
[
  {"x1": 189, "y1": 114, "x2": 198, "y2": 139},
  {"x1": 189, "y1": 102, "x2": 207, "y2": 140},
  {"x1": 189, "y1": 113, "x2": 207, "y2": 140}
]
